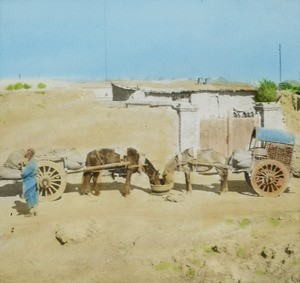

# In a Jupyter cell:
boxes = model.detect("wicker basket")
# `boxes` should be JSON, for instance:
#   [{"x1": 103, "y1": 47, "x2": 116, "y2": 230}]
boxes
[{"x1": 265, "y1": 142, "x2": 294, "y2": 169}]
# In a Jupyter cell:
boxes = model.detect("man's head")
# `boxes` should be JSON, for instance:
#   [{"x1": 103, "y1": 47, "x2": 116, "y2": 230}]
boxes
[{"x1": 25, "y1": 148, "x2": 35, "y2": 160}]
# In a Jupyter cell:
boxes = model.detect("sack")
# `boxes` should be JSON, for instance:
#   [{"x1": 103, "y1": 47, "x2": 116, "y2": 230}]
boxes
[
  {"x1": 229, "y1": 150, "x2": 252, "y2": 169},
  {"x1": 48, "y1": 149, "x2": 84, "y2": 170},
  {"x1": 0, "y1": 166, "x2": 22, "y2": 180},
  {"x1": 4, "y1": 150, "x2": 25, "y2": 169}
]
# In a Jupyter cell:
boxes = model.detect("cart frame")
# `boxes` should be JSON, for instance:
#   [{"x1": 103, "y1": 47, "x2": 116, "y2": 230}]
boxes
[
  {"x1": 37, "y1": 157, "x2": 142, "y2": 201},
  {"x1": 241, "y1": 127, "x2": 295, "y2": 196}
]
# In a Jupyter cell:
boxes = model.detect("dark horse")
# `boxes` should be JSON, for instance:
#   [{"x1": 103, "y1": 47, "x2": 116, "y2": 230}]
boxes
[
  {"x1": 81, "y1": 148, "x2": 160, "y2": 196},
  {"x1": 162, "y1": 148, "x2": 230, "y2": 194}
]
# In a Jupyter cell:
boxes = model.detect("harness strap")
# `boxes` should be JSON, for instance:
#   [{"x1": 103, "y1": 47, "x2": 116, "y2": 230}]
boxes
[
  {"x1": 95, "y1": 150, "x2": 104, "y2": 165},
  {"x1": 192, "y1": 147, "x2": 197, "y2": 160}
]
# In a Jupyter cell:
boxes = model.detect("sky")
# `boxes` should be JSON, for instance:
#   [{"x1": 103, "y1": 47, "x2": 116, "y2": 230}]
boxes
[{"x1": 0, "y1": 0, "x2": 299, "y2": 83}]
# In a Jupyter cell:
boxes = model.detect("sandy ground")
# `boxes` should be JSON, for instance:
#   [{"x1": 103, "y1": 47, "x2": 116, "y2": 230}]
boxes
[{"x1": 0, "y1": 80, "x2": 299, "y2": 283}]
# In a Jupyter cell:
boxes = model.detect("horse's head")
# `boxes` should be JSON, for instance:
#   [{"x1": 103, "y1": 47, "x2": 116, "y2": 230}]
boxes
[
  {"x1": 151, "y1": 169, "x2": 161, "y2": 185},
  {"x1": 161, "y1": 155, "x2": 180, "y2": 184},
  {"x1": 144, "y1": 158, "x2": 161, "y2": 185}
]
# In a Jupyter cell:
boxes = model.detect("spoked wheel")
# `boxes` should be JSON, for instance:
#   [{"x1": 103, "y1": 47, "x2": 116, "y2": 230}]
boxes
[
  {"x1": 250, "y1": 159, "x2": 289, "y2": 197},
  {"x1": 37, "y1": 160, "x2": 67, "y2": 201}
]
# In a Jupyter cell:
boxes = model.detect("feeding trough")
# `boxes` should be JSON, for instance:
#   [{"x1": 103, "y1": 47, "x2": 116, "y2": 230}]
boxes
[{"x1": 151, "y1": 181, "x2": 174, "y2": 193}]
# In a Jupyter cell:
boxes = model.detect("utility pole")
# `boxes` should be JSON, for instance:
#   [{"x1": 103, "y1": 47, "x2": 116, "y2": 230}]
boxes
[
  {"x1": 104, "y1": 0, "x2": 108, "y2": 81},
  {"x1": 279, "y1": 44, "x2": 282, "y2": 84}
]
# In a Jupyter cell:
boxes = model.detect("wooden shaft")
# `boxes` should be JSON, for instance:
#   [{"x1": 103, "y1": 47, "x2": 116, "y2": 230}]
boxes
[
  {"x1": 66, "y1": 162, "x2": 147, "y2": 175},
  {"x1": 67, "y1": 161, "x2": 130, "y2": 174}
]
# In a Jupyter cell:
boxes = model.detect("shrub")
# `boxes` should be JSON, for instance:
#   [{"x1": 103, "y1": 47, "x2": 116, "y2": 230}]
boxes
[
  {"x1": 203, "y1": 244, "x2": 219, "y2": 253},
  {"x1": 236, "y1": 246, "x2": 247, "y2": 258},
  {"x1": 269, "y1": 217, "x2": 280, "y2": 226},
  {"x1": 38, "y1": 83, "x2": 46, "y2": 89},
  {"x1": 238, "y1": 218, "x2": 251, "y2": 228},
  {"x1": 153, "y1": 261, "x2": 180, "y2": 272},
  {"x1": 225, "y1": 218, "x2": 234, "y2": 225},
  {"x1": 14, "y1": 82, "x2": 24, "y2": 90},
  {"x1": 6, "y1": 82, "x2": 31, "y2": 90},
  {"x1": 254, "y1": 269, "x2": 268, "y2": 276},
  {"x1": 279, "y1": 81, "x2": 293, "y2": 90},
  {"x1": 6, "y1": 84, "x2": 14, "y2": 91},
  {"x1": 279, "y1": 81, "x2": 300, "y2": 94},
  {"x1": 255, "y1": 79, "x2": 277, "y2": 102}
]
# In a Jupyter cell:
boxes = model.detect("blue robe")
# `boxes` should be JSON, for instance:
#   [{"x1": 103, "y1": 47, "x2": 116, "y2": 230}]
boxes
[{"x1": 21, "y1": 159, "x2": 39, "y2": 209}]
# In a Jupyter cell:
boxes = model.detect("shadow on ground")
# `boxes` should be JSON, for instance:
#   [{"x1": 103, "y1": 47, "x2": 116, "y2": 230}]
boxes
[
  {"x1": 12, "y1": 200, "x2": 30, "y2": 215},
  {"x1": 1, "y1": 178, "x2": 295, "y2": 200},
  {"x1": 65, "y1": 181, "x2": 152, "y2": 196},
  {"x1": 171, "y1": 181, "x2": 258, "y2": 196},
  {"x1": 0, "y1": 181, "x2": 22, "y2": 197}
]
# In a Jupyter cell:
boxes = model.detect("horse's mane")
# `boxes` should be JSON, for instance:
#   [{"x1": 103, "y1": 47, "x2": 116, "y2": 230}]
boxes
[
  {"x1": 144, "y1": 158, "x2": 158, "y2": 172},
  {"x1": 163, "y1": 155, "x2": 179, "y2": 174}
]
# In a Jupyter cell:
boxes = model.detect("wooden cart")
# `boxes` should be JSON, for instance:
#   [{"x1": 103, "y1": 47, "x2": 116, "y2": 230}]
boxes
[
  {"x1": 37, "y1": 158, "x2": 132, "y2": 201},
  {"x1": 232, "y1": 127, "x2": 295, "y2": 197}
]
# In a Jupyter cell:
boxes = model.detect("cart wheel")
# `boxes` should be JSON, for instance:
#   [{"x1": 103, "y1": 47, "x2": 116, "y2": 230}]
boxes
[
  {"x1": 37, "y1": 160, "x2": 67, "y2": 201},
  {"x1": 250, "y1": 159, "x2": 289, "y2": 197}
]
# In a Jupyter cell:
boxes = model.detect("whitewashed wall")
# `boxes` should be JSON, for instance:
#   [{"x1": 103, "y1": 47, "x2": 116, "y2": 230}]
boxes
[{"x1": 191, "y1": 92, "x2": 255, "y2": 118}]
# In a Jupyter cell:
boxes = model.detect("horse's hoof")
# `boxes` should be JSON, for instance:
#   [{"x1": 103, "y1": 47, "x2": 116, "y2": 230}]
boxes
[{"x1": 122, "y1": 191, "x2": 130, "y2": 197}]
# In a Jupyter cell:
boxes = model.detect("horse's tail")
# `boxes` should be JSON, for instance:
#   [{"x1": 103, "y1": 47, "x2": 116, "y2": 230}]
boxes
[
  {"x1": 81, "y1": 150, "x2": 96, "y2": 194},
  {"x1": 85, "y1": 152, "x2": 91, "y2": 167},
  {"x1": 81, "y1": 153, "x2": 90, "y2": 194}
]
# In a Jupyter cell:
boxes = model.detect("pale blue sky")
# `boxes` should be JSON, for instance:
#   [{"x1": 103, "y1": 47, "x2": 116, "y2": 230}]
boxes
[{"x1": 0, "y1": 0, "x2": 299, "y2": 83}]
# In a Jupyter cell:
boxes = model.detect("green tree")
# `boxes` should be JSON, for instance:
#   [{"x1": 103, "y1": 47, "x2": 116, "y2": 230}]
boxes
[
  {"x1": 38, "y1": 83, "x2": 46, "y2": 89},
  {"x1": 255, "y1": 79, "x2": 277, "y2": 102}
]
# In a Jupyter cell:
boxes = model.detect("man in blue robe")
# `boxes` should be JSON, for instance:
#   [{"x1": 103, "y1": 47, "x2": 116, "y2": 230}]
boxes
[{"x1": 21, "y1": 148, "x2": 39, "y2": 216}]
